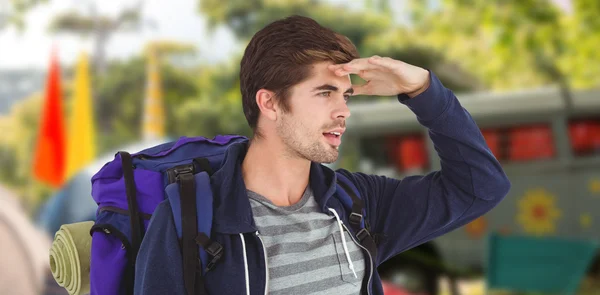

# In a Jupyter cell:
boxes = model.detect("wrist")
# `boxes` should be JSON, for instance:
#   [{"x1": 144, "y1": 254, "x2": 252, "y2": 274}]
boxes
[{"x1": 405, "y1": 69, "x2": 431, "y2": 98}]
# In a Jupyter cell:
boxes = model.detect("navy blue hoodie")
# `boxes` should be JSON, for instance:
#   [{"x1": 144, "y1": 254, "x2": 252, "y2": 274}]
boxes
[{"x1": 134, "y1": 71, "x2": 511, "y2": 295}]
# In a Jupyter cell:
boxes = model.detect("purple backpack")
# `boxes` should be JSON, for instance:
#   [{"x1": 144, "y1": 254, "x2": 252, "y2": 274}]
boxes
[
  {"x1": 89, "y1": 135, "x2": 247, "y2": 295},
  {"x1": 88, "y1": 134, "x2": 377, "y2": 295}
]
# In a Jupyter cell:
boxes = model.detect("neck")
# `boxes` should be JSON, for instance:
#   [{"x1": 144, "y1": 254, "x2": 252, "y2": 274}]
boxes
[{"x1": 242, "y1": 136, "x2": 311, "y2": 207}]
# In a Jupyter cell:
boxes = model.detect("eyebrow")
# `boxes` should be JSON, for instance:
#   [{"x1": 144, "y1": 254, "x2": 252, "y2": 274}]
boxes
[{"x1": 312, "y1": 84, "x2": 354, "y2": 95}]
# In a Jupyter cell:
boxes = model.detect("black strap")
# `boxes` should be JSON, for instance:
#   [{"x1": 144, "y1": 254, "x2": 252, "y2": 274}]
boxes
[
  {"x1": 173, "y1": 159, "x2": 221, "y2": 295},
  {"x1": 356, "y1": 228, "x2": 378, "y2": 261},
  {"x1": 120, "y1": 152, "x2": 143, "y2": 261},
  {"x1": 119, "y1": 151, "x2": 144, "y2": 295},
  {"x1": 179, "y1": 169, "x2": 200, "y2": 295},
  {"x1": 195, "y1": 233, "x2": 224, "y2": 272},
  {"x1": 193, "y1": 158, "x2": 213, "y2": 175},
  {"x1": 336, "y1": 179, "x2": 365, "y2": 228},
  {"x1": 336, "y1": 179, "x2": 378, "y2": 261}
]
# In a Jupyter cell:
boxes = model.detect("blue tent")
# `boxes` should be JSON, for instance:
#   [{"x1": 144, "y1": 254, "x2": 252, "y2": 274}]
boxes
[{"x1": 36, "y1": 139, "x2": 168, "y2": 236}]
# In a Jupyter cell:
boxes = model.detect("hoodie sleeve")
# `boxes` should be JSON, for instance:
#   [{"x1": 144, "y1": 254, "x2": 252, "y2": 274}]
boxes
[
  {"x1": 134, "y1": 200, "x2": 186, "y2": 295},
  {"x1": 338, "y1": 71, "x2": 511, "y2": 265}
]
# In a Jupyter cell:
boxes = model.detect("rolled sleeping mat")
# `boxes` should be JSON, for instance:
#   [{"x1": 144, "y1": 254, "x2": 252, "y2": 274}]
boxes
[{"x1": 49, "y1": 221, "x2": 94, "y2": 295}]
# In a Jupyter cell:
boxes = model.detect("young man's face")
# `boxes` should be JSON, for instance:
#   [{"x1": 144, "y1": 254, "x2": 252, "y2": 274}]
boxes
[{"x1": 276, "y1": 61, "x2": 353, "y2": 164}]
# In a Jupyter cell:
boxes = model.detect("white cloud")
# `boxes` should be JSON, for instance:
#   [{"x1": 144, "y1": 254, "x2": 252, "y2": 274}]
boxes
[{"x1": 0, "y1": 0, "x2": 238, "y2": 70}]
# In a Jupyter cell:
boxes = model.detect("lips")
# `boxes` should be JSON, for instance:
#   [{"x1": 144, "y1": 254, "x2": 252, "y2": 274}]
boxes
[
  {"x1": 324, "y1": 128, "x2": 345, "y2": 136},
  {"x1": 323, "y1": 130, "x2": 344, "y2": 146}
]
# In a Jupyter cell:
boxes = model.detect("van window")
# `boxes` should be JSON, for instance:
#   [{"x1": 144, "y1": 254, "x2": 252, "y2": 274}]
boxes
[
  {"x1": 385, "y1": 134, "x2": 429, "y2": 174},
  {"x1": 568, "y1": 118, "x2": 600, "y2": 157},
  {"x1": 358, "y1": 133, "x2": 429, "y2": 175},
  {"x1": 481, "y1": 128, "x2": 502, "y2": 160},
  {"x1": 507, "y1": 124, "x2": 556, "y2": 162},
  {"x1": 480, "y1": 124, "x2": 557, "y2": 163}
]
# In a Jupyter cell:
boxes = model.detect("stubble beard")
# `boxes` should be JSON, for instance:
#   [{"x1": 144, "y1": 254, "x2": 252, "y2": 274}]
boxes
[{"x1": 276, "y1": 114, "x2": 339, "y2": 164}]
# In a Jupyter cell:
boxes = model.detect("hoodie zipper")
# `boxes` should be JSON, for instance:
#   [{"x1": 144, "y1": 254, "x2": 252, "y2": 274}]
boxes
[
  {"x1": 256, "y1": 231, "x2": 269, "y2": 295},
  {"x1": 341, "y1": 222, "x2": 373, "y2": 295}
]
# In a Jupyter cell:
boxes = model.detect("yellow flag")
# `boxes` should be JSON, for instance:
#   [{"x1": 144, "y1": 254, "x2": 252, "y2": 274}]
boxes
[
  {"x1": 142, "y1": 47, "x2": 165, "y2": 140},
  {"x1": 65, "y1": 52, "x2": 96, "y2": 180}
]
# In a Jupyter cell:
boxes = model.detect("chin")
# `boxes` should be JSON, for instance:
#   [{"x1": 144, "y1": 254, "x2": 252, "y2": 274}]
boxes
[
  {"x1": 320, "y1": 158, "x2": 338, "y2": 165},
  {"x1": 314, "y1": 150, "x2": 339, "y2": 164}
]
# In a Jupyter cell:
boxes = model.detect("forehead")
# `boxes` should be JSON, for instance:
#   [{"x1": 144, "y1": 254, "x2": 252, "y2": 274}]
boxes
[{"x1": 297, "y1": 61, "x2": 352, "y2": 90}]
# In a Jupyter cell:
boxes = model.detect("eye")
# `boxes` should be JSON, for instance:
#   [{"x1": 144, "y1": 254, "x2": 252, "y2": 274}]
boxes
[
  {"x1": 318, "y1": 92, "x2": 331, "y2": 97},
  {"x1": 343, "y1": 95, "x2": 350, "y2": 102}
]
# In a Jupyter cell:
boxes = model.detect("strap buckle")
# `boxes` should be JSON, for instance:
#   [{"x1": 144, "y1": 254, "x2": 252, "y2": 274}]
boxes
[
  {"x1": 205, "y1": 242, "x2": 223, "y2": 271},
  {"x1": 167, "y1": 164, "x2": 195, "y2": 184},
  {"x1": 356, "y1": 228, "x2": 372, "y2": 242},
  {"x1": 205, "y1": 242, "x2": 223, "y2": 258},
  {"x1": 349, "y1": 212, "x2": 363, "y2": 225}
]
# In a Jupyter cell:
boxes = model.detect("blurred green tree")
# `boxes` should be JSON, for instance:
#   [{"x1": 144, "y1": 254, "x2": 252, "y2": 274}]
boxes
[
  {"x1": 48, "y1": 1, "x2": 151, "y2": 75},
  {"x1": 94, "y1": 55, "x2": 199, "y2": 153},
  {"x1": 0, "y1": 92, "x2": 55, "y2": 210},
  {"x1": 172, "y1": 60, "x2": 253, "y2": 139},
  {"x1": 407, "y1": 0, "x2": 600, "y2": 92},
  {"x1": 0, "y1": 0, "x2": 47, "y2": 31},
  {"x1": 561, "y1": 0, "x2": 600, "y2": 90},
  {"x1": 198, "y1": 0, "x2": 481, "y2": 99}
]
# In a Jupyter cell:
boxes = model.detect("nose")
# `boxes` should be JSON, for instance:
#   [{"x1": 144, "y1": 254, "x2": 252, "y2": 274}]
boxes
[{"x1": 334, "y1": 97, "x2": 351, "y2": 119}]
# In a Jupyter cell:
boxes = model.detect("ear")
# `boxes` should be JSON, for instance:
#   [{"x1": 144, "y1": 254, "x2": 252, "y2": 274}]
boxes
[{"x1": 256, "y1": 89, "x2": 278, "y2": 121}]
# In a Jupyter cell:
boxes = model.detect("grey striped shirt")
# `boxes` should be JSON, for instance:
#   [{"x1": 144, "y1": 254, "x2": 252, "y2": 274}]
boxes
[{"x1": 248, "y1": 186, "x2": 365, "y2": 295}]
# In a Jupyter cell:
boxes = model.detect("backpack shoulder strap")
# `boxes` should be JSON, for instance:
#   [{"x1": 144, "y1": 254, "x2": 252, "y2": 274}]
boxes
[
  {"x1": 335, "y1": 173, "x2": 378, "y2": 262},
  {"x1": 118, "y1": 151, "x2": 144, "y2": 294},
  {"x1": 166, "y1": 158, "x2": 222, "y2": 295}
]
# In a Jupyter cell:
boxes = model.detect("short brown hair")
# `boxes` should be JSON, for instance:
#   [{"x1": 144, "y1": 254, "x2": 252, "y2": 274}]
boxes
[{"x1": 240, "y1": 15, "x2": 359, "y2": 136}]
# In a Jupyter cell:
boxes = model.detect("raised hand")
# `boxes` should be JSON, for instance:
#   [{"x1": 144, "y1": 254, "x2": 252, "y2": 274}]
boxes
[{"x1": 328, "y1": 56, "x2": 430, "y2": 98}]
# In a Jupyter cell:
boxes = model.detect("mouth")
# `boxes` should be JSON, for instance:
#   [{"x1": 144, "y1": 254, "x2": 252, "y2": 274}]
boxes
[{"x1": 323, "y1": 131, "x2": 343, "y2": 147}]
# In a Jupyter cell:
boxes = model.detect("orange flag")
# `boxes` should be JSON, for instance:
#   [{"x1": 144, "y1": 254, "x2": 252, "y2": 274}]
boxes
[{"x1": 33, "y1": 48, "x2": 66, "y2": 188}]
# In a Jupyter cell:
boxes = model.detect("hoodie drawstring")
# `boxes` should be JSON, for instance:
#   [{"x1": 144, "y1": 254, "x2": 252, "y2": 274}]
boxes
[
  {"x1": 239, "y1": 233, "x2": 250, "y2": 295},
  {"x1": 328, "y1": 208, "x2": 358, "y2": 278}
]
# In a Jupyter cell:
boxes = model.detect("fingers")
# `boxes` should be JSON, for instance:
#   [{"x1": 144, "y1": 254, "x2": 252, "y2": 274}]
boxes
[
  {"x1": 332, "y1": 69, "x2": 376, "y2": 81},
  {"x1": 329, "y1": 57, "x2": 383, "y2": 76},
  {"x1": 367, "y1": 56, "x2": 402, "y2": 72},
  {"x1": 329, "y1": 66, "x2": 375, "y2": 79},
  {"x1": 328, "y1": 64, "x2": 356, "y2": 76},
  {"x1": 329, "y1": 55, "x2": 398, "y2": 77}
]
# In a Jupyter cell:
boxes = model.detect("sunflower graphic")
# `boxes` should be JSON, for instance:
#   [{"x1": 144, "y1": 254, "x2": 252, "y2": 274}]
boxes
[
  {"x1": 465, "y1": 216, "x2": 487, "y2": 239},
  {"x1": 517, "y1": 188, "x2": 562, "y2": 236}
]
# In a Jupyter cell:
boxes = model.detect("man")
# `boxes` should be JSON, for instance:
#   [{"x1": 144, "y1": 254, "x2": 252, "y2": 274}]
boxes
[{"x1": 135, "y1": 15, "x2": 510, "y2": 294}]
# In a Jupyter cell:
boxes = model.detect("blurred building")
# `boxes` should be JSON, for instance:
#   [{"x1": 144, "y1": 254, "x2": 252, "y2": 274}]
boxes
[{"x1": 0, "y1": 69, "x2": 45, "y2": 114}]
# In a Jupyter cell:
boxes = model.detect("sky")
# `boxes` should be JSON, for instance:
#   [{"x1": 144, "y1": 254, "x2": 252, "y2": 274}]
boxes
[{"x1": 0, "y1": 0, "x2": 239, "y2": 70}]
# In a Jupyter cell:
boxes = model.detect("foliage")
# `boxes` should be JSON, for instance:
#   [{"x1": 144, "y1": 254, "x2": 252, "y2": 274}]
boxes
[
  {"x1": 198, "y1": 0, "x2": 481, "y2": 98},
  {"x1": 172, "y1": 60, "x2": 252, "y2": 138},
  {"x1": 48, "y1": 1, "x2": 147, "y2": 75},
  {"x1": 48, "y1": 8, "x2": 142, "y2": 36},
  {"x1": 0, "y1": 92, "x2": 56, "y2": 210},
  {"x1": 0, "y1": 0, "x2": 47, "y2": 31},
  {"x1": 407, "y1": 0, "x2": 600, "y2": 90},
  {"x1": 94, "y1": 56, "x2": 199, "y2": 153}
]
